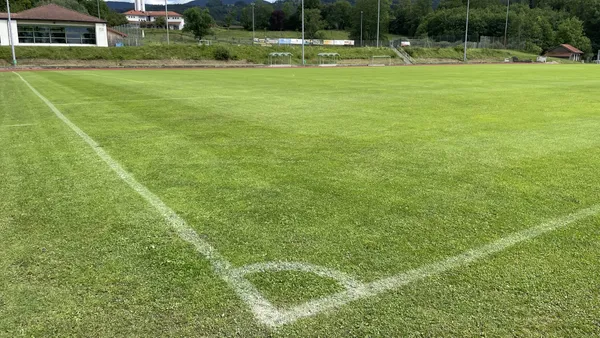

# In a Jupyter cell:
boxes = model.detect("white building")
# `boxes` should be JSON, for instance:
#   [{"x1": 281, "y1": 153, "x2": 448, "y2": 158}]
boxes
[
  {"x1": 124, "y1": 10, "x2": 185, "y2": 31},
  {"x1": 0, "y1": 4, "x2": 108, "y2": 47},
  {"x1": 124, "y1": 0, "x2": 184, "y2": 31}
]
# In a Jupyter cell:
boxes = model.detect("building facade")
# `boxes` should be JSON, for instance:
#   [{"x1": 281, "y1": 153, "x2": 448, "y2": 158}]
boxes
[
  {"x1": 0, "y1": 4, "x2": 108, "y2": 47},
  {"x1": 546, "y1": 44, "x2": 584, "y2": 61},
  {"x1": 124, "y1": 10, "x2": 185, "y2": 31}
]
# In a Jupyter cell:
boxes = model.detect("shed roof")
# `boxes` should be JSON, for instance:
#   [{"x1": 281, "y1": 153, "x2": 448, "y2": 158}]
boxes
[
  {"x1": 0, "y1": 4, "x2": 105, "y2": 23},
  {"x1": 560, "y1": 44, "x2": 584, "y2": 54}
]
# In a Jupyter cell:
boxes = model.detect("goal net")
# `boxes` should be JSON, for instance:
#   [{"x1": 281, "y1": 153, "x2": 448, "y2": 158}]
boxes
[{"x1": 369, "y1": 55, "x2": 392, "y2": 66}]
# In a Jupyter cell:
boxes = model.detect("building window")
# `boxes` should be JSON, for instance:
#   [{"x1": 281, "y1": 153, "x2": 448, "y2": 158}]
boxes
[{"x1": 18, "y1": 25, "x2": 96, "y2": 45}]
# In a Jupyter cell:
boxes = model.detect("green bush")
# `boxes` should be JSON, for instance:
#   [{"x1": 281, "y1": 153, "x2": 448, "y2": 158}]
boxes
[{"x1": 213, "y1": 46, "x2": 234, "y2": 61}]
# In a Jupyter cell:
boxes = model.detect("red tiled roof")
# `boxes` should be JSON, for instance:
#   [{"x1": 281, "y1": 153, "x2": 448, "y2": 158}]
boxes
[
  {"x1": 2, "y1": 4, "x2": 105, "y2": 23},
  {"x1": 560, "y1": 44, "x2": 583, "y2": 54},
  {"x1": 123, "y1": 10, "x2": 182, "y2": 17}
]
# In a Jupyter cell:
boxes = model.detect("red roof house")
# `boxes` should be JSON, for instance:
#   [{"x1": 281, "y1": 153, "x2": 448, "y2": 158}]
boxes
[{"x1": 546, "y1": 44, "x2": 585, "y2": 61}]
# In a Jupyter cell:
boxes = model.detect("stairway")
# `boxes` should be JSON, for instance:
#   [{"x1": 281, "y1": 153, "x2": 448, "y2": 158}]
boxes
[{"x1": 390, "y1": 43, "x2": 416, "y2": 65}]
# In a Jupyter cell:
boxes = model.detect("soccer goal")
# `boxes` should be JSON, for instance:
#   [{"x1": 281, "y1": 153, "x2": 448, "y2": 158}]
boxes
[{"x1": 369, "y1": 55, "x2": 392, "y2": 66}]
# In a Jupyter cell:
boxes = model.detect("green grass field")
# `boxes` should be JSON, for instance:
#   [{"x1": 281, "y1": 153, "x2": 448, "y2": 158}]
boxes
[{"x1": 1, "y1": 65, "x2": 599, "y2": 336}]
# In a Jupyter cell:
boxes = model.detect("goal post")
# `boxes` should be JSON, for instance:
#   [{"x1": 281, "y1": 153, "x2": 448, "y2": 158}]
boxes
[{"x1": 369, "y1": 55, "x2": 392, "y2": 66}]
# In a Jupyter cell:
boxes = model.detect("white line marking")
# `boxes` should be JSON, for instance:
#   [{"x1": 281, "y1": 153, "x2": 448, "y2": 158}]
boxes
[
  {"x1": 15, "y1": 71, "x2": 600, "y2": 329},
  {"x1": 1, "y1": 123, "x2": 34, "y2": 127},
  {"x1": 14, "y1": 71, "x2": 281, "y2": 327},
  {"x1": 78, "y1": 72, "x2": 145, "y2": 83}
]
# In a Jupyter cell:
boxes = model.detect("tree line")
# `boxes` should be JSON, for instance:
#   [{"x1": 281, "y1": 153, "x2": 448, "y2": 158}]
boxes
[
  {"x1": 184, "y1": 0, "x2": 597, "y2": 54},
  {"x1": 1, "y1": 0, "x2": 128, "y2": 27}
]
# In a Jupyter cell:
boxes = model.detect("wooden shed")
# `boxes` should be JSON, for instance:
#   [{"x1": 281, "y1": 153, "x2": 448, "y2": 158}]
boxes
[{"x1": 546, "y1": 44, "x2": 584, "y2": 61}]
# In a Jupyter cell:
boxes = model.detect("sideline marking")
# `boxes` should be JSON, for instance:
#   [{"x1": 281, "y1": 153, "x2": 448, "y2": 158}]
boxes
[
  {"x1": 78, "y1": 72, "x2": 145, "y2": 83},
  {"x1": 15, "y1": 71, "x2": 600, "y2": 328},
  {"x1": 1, "y1": 123, "x2": 34, "y2": 127}
]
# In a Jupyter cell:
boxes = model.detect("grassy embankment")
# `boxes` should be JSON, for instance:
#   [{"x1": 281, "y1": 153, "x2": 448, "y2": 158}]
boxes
[
  {"x1": 0, "y1": 44, "x2": 397, "y2": 66},
  {"x1": 404, "y1": 46, "x2": 567, "y2": 63}
]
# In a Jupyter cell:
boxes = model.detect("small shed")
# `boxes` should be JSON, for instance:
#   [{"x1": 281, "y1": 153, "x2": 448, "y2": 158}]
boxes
[
  {"x1": 546, "y1": 44, "x2": 584, "y2": 61},
  {"x1": 107, "y1": 28, "x2": 127, "y2": 47}
]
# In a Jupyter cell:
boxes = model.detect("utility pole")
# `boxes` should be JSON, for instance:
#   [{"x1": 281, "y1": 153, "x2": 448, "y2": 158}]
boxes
[
  {"x1": 463, "y1": 0, "x2": 470, "y2": 62},
  {"x1": 165, "y1": 0, "x2": 170, "y2": 45},
  {"x1": 97, "y1": 0, "x2": 101, "y2": 18},
  {"x1": 360, "y1": 11, "x2": 363, "y2": 47},
  {"x1": 5, "y1": 0, "x2": 16, "y2": 66},
  {"x1": 504, "y1": 0, "x2": 510, "y2": 47},
  {"x1": 251, "y1": 3, "x2": 255, "y2": 44},
  {"x1": 301, "y1": 0, "x2": 305, "y2": 65},
  {"x1": 376, "y1": 0, "x2": 380, "y2": 48}
]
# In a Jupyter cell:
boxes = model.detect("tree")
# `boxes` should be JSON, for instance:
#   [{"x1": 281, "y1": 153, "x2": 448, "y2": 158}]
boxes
[
  {"x1": 270, "y1": 9, "x2": 285, "y2": 31},
  {"x1": 224, "y1": 12, "x2": 234, "y2": 28},
  {"x1": 556, "y1": 17, "x2": 592, "y2": 53},
  {"x1": 304, "y1": 8, "x2": 324, "y2": 38},
  {"x1": 0, "y1": 0, "x2": 34, "y2": 12},
  {"x1": 154, "y1": 16, "x2": 166, "y2": 28},
  {"x1": 390, "y1": 0, "x2": 412, "y2": 36},
  {"x1": 322, "y1": 0, "x2": 352, "y2": 30},
  {"x1": 183, "y1": 8, "x2": 214, "y2": 40},
  {"x1": 349, "y1": 0, "x2": 391, "y2": 42},
  {"x1": 241, "y1": 0, "x2": 273, "y2": 30}
]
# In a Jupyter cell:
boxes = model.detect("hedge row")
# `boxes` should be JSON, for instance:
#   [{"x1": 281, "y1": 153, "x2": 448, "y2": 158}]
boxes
[{"x1": 0, "y1": 44, "x2": 396, "y2": 64}]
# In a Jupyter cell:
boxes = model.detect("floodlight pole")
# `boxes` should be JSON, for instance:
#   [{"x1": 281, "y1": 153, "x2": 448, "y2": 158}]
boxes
[
  {"x1": 5, "y1": 0, "x2": 16, "y2": 66},
  {"x1": 504, "y1": 0, "x2": 510, "y2": 47},
  {"x1": 376, "y1": 0, "x2": 380, "y2": 48},
  {"x1": 251, "y1": 3, "x2": 255, "y2": 44},
  {"x1": 360, "y1": 11, "x2": 363, "y2": 47},
  {"x1": 97, "y1": 0, "x2": 101, "y2": 18},
  {"x1": 165, "y1": 0, "x2": 170, "y2": 45},
  {"x1": 463, "y1": 0, "x2": 470, "y2": 62},
  {"x1": 301, "y1": 0, "x2": 305, "y2": 65}
]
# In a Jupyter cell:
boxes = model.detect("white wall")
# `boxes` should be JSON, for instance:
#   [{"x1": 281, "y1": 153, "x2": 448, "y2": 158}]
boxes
[
  {"x1": 95, "y1": 23, "x2": 108, "y2": 47},
  {"x1": 0, "y1": 20, "x2": 8, "y2": 46}
]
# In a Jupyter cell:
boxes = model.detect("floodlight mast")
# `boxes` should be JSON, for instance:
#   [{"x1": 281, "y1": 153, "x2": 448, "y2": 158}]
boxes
[
  {"x1": 5, "y1": 0, "x2": 16, "y2": 66},
  {"x1": 251, "y1": 3, "x2": 255, "y2": 44},
  {"x1": 376, "y1": 0, "x2": 380, "y2": 48},
  {"x1": 360, "y1": 11, "x2": 363, "y2": 47},
  {"x1": 504, "y1": 0, "x2": 510, "y2": 47},
  {"x1": 301, "y1": 0, "x2": 305, "y2": 65},
  {"x1": 463, "y1": 0, "x2": 470, "y2": 62},
  {"x1": 165, "y1": 0, "x2": 170, "y2": 45}
]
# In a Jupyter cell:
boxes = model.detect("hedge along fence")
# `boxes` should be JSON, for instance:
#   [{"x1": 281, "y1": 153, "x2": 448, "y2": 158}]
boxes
[{"x1": 0, "y1": 44, "x2": 396, "y2": 65}]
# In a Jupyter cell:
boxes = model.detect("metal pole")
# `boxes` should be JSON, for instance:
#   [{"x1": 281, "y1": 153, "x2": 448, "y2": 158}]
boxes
[
  {"x1": 504, "y1": 0, "x2": 510, "y2": 47},
  {"x1": 5, "y1": 0, "x2": 16, "y2": 66},
  {"x1": 165, "y1": 0, "x2": 169, "y2": 45},
  {"x1": 360, "y1": 11, "x2": 363, "y2": 47},
  {"x1": 376, "y1": 0, "x2": 380, "y2": 48},
  {"x1": 463, "y1": 0, "x2": 470, "y2": 62},
  {"x1": 252, "y1": 3, "x2": 255, "y2": 44},
  {"x1": 301, "y1": 0, "x2": 304, "y2": 65}
]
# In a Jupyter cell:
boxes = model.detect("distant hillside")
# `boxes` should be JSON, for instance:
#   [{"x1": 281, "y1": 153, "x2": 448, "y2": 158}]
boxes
[{"x1": 107, "y1": 0, "x2": 252, "y2": 13}]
